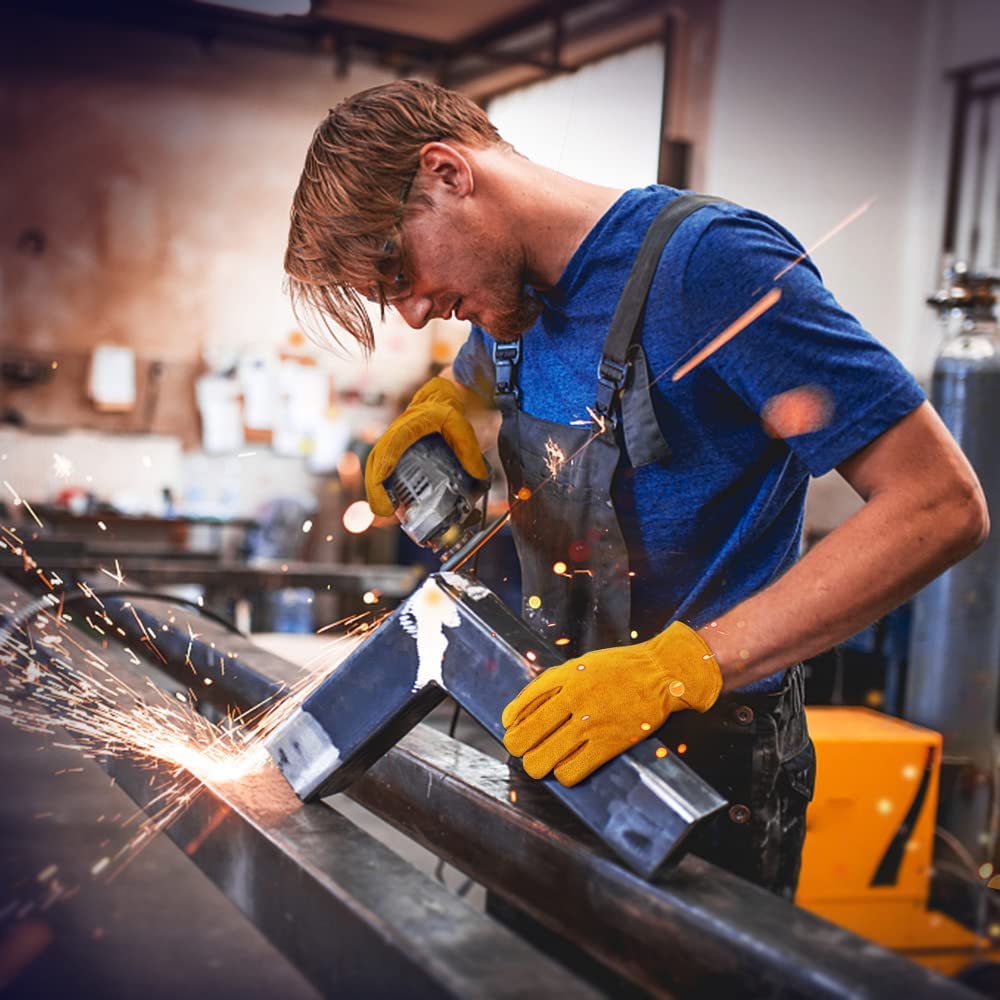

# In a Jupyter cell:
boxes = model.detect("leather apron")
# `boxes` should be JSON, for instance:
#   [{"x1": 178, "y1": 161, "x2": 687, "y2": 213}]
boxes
[{"x1": 491, "y1": 194, "x2": 815, "y2": 899}]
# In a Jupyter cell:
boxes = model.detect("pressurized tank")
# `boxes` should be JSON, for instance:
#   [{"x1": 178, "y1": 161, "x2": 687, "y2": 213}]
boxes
[{"x1": 905, "y1": 268, "x2": 1000, "y2": 866}]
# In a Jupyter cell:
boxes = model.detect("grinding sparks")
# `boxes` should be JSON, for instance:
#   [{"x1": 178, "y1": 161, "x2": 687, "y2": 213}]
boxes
[
  {"x1": 544, "y1": 438, "x2": 566, "y2": 478},
  {"x1": 3, "y1": 481, "x2": 43, "y2": 528},
  {"x1": 0, "y1": 594, "x2": 271, "y2": 871},
  {"x1": 670, "y1": 289, "x2": 783, "y2": 382},
  {"x1": 0, "y1": 542, "x2": 371, "y2": 883},
  {"x1": 99, "y1": 559, "x2": 126, "y2": 588},
  {"x1": 761, "y1": 384, "x2": 833, "y2": 439},
  {"x1": 342, "y1": 500, "x2": 375, "y2": 534},
  {"x1": 571, "y1": 407, "x2": 608, "y2": 435},
  {"x1": 3, "y1": 480, "x2": 22, "y2": 507},
  {"x1": 52, "y1": 454, "x2": 73, "y2": 480},
  {"x1": 772, "y1": 197, "x2": 876, "y2": 283}
]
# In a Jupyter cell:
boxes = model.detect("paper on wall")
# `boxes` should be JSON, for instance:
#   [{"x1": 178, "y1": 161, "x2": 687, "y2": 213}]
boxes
[
  {"x1": 88, "y1": 344, "x2": 137, "y2": 412},
  {"x1": 195, "y1": 374, "x2": 244, "y2": 454}
]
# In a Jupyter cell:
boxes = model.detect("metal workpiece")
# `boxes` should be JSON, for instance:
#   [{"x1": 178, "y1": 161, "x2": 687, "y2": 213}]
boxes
[
  {"x1": 267, "y1": 570, "x2": 726, "y2": 877},
  {"x1": 0, "y1": 576, "x2": 599, "y2": 1000},
  {"x1": 349, "y1": 724, "x2": 977, "y2": 1000},
  {"x1": 102, "y1": 743, "x2": 600, "y2": 1000},
  {"x1": 2, "y1": 573, "x2": 975, "y2": 997}
]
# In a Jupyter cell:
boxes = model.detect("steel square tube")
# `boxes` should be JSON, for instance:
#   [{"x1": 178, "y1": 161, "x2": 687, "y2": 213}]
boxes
[
  {"x1": 266, "y1": 571, "x2": 726, "y2": 878},
  {"x1": 4, "y1": 573, "x2": 974, "y2": 998}
]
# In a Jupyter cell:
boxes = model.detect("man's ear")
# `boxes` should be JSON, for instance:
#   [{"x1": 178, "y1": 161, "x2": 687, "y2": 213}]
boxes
[{"x1": 418, "y1": 142, "x2": 474, "y2": 199}]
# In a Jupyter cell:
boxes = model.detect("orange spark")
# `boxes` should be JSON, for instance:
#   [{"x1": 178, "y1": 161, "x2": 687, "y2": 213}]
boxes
[
  {"x1": 760, "y1": 385, "x2": 833, "y2": 438},
  {"x1": 670, "y1": 288, "x2": 782, "y2": 382},
  {"x1": 773, "y1": 197, "x2": 876, "y2": 282},
  {"x1": 544, "y1": 438, "x2": 566, "y2": 478}
]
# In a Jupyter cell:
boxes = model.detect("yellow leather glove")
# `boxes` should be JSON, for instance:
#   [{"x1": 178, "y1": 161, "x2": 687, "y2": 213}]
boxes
[
  {"x1": 364, "y1": 376, "x2": 487, "y2": 517},
  {"x1": 502, "y1": 621, "x2": 723, "y2": 787}
]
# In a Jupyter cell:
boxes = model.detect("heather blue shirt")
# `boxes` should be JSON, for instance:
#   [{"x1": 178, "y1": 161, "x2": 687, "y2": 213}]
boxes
[{"x1": 453, "y1": 186, "x2": 924, "y2": 692}]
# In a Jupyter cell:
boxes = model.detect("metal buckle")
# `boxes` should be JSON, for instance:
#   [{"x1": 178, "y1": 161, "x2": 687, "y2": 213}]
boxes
[
  {"x1": 593, "y1": 355, "x2": 629, "y2": 426},
  {"x1": 492, "y1": 341, "x2": 521, "y2": 401},
  {"x1": 597, "y1": 356, "x2": 628, "y2": 392}
]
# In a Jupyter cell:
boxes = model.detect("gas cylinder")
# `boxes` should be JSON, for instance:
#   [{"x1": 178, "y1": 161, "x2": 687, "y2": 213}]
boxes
[{"x1": 905, "y1": 267, "x2": 1000, "y2": 865}]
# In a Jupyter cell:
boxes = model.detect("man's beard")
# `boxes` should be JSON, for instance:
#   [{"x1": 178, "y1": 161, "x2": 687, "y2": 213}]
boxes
[
  {"x1": 475, "y1": 245, "x2": 542, "y2": 343},
  {"x1": 483, "y1": 289, "x2": 542, "y2": 343}
]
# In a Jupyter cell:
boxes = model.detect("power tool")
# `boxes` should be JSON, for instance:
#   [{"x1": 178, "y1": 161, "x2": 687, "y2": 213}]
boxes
[{"x1": 383, "y1": 432, "x2": 492, "y2": 560}]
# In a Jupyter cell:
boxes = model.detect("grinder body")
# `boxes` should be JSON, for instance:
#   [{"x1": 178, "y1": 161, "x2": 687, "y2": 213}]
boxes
[{"x1": 383, "y1": 433, "x2": 491, "y2": 558}]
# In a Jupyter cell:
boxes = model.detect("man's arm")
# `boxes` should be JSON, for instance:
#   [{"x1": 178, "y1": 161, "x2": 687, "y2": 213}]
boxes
[{"x1": 702, "y1": 401, "x2": 990, "y2": 691}]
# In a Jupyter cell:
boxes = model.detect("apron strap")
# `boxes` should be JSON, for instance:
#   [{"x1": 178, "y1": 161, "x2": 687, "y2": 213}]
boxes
[
  {"x1": 620, "y1": 343, "x2": 671, "y2": 467},
  {"x1": 595, "y1": 194, "x2": 724, "y2": 465}
]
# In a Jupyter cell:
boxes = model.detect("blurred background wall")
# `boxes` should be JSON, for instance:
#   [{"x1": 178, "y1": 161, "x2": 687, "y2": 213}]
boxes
[{"x1": 1, "y1": 0, "x2": 998, "y2": 531}]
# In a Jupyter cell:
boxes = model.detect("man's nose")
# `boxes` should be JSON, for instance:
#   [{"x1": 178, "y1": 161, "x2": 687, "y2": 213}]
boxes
[{"x1": 394, "y1": 294, "x2": 433, "y2": 330}]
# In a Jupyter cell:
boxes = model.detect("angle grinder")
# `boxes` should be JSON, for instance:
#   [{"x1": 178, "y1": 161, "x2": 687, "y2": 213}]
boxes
[{"x1": 383, "y1": 433, "x2": 492, "y2": 561}]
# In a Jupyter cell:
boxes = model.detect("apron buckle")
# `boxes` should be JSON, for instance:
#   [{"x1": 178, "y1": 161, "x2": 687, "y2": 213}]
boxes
[
  {"x1": 594, "y1": 355, "x2": 629, "y2": 425},
  {"x1": 492, "y1": 340, "x2": 522, "y2": 402}
]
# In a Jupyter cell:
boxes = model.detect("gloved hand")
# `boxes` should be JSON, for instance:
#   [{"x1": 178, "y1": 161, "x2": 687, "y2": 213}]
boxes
[
  {"x1": 502, "y1": 621, "x2": 723, "y2": 787},
  {"x1": 364, "y1": 376, "x2": 487, "y2": 516}
]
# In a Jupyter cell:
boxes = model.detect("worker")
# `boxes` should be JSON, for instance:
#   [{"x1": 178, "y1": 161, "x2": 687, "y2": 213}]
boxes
[{"x1": 283, "y1": 80, "x2": 989, "y2": 899}]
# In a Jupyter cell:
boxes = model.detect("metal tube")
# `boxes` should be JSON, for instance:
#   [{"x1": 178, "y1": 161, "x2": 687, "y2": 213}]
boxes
[{"x1": 265, "y1": 571, "x2": 726, "y2": 877}]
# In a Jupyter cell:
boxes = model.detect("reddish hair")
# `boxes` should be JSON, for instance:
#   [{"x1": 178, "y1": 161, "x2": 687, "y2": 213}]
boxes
[{"x1": 285, "y1": 79, "x2": 507, "y2": 353}]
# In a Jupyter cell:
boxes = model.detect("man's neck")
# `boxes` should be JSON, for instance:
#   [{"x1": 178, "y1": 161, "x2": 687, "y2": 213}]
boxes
[{"x1": 475, "y1": 149, "x2": 624, "y2": 290}]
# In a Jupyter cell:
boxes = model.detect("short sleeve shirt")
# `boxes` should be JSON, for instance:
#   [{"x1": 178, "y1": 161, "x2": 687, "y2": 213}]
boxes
[{"x1": 453, "y1": 186, "x2": 924, "y2": 691}]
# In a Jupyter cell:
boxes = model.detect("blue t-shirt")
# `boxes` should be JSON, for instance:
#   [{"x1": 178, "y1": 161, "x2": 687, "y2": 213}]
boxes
[{"x1": 453, "y1": 186, "x2": 925, "y2": 692}]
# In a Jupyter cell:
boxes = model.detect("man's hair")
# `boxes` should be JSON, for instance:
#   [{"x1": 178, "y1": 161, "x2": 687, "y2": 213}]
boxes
[{"x1": 285, "y1": 79, "x2": 506, "y2": 353}]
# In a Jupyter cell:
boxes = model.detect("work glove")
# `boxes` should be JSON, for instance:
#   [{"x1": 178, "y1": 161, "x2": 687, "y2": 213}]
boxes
[
  {"x1": 502, "y1": 621, "x2": 723, "y2": 787},
  {"x1": 364, "y1": 376, "x2": 487, "y2": 517}
]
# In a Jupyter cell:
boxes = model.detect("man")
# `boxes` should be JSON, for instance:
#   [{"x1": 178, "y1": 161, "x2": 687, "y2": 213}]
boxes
[{"x1": 284, "y1": 79, "x2": 988, "y2": 899}]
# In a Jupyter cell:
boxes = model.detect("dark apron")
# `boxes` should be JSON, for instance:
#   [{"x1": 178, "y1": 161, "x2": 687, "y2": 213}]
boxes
[{"x1": 492, "y1": 194, "x2": 815, "y2": 898}]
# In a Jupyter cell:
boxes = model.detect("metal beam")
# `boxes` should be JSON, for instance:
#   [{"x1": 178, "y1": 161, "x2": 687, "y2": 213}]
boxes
[
  {"x1": 266, "y1": 571, "x2": 726, "y2": 878},
  {"x1": 103, "y1": 741, "x2": 599, "y2": 999},
  {"x1": 0, "y1": 576, "x2": 599, "y2": 999}
]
